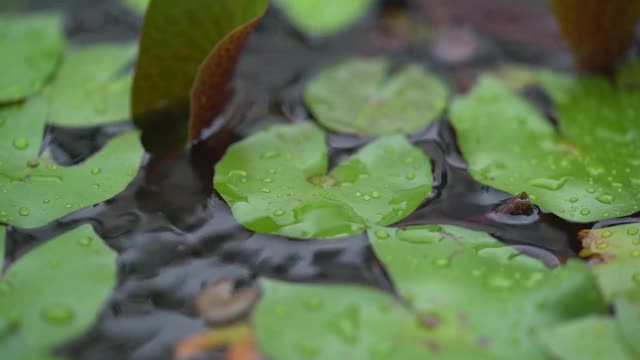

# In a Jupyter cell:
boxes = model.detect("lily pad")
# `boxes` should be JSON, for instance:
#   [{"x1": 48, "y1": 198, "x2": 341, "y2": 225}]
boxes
[
  {"x1": 254, "y1": 225, "x2": 605, "y2": 359},
  {"x1": 274, "y1": 0, "x2": 373, "y2": 36},
  {"x1": 450, "y1": 74, "x2": 640, "y2": 222},
  {"x1": 0, "y1": 13, "x2": 64, "y2": 103},
  {"x1": 0, "y1": 97, "x2": 143, "y2": 228},
  {"x1": 578, "y1": 224, "x2": 640, "y2": 301},
  {"x1": 122, "y1": 0, "x2": 149, "y2": 15},
  {"x1": 214, "y1": 123, "x2": 431, "y2": 239},
  {"x1": 47, "y1": 43, "x2": 137, "y2": 126},
  {"x1": 0, "y1": 225, "x2": 116, "y2": 360},
  {"x1": 305, "y1": 58, "x2": 448, "y2": 135},
  {"x1": 132, "y1": 0, "x2": 268, "y2": 140},
  {"x1": 615, "y1": 297, "x2": 640, "y2": 355}
]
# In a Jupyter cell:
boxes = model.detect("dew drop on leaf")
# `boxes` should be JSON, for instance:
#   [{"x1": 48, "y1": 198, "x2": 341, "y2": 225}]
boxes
[
  {"x1": 12, "y1": 137, "x2": 29, "y2": 150},
  {"x1": 595, "y1": 194, "x2": 615, "y2": 205},
  {"x1": 18, "y1": 207, "x2": 29, "y2": 216},
  {"x1": 90, "y1": 168, "x2": 102, "y2": 175},
  {"x1": 374, "y1": 229, "x2": 389, "y2": 239},
  {"x1": 580, "y1": 209, "x2": 591, "y2": 216},
  {"x1": 40, "y1": 304, "x2": 74, "y2": 325}
]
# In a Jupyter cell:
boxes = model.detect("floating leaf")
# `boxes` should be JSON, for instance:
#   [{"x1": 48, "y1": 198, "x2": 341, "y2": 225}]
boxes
[
  {"x1": 132, "y1": 0, "x2": 268, "y2": 140},
  {"x1": 551, "y1": 0, "x2": 640, "y2": 72},
  {"x1": 214, "y1": 123, "x2": 431, "y2": 239},
  {"x1": 537, "y1": 315, "x2": 638, "y2": 360},
  {"x1": 0, "y1": 225, "x2": 116, "y2": 360},
  {"x1": 254, "y1": 225, "x2": 605, "y2": 359},
  {"x1": 615, "y1": 297, "x2": 640, "y2": 355},
  {"x1": 450, "y1": 74, "x2": 640, "y2": 222},
  {"x1": 0, "y1": 97, "x2": 143, "y2": 228},
  {"x1": 0, "y1": 13, "x2": 64, "y2": 103},
  {"x1": 305, "y1": 58, "x2": 448, "y2": 135},
  {"x1": 274, "y1": 0, "x2": 373, "y2": 36},
  {"x1": 579, "y1": 224, "x2": 640, "y2": 301},
  {"x1": 47, "y1": 43, "x2": 137, "y2": 126}
]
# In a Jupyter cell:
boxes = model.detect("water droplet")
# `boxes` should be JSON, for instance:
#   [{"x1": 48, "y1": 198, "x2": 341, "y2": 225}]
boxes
[
  {"x1": 487, "y1": 274, "x2": 513, "y2": 289},
  {"x1": 580, "y1": 209, "x2": 591, "y2": 216},
  {"x1": 18, "y1": 207, "x2": 29, "y2": 216},
  {"x1": 433, "y1": 258, "x2": 449, "y2": 267},
  {"x1": 12, "y1": 137, "x2": 29, "y2": 150},
  {"x1": 632, "y1": 273, "x2": 640, "y2": 285},
  {"x1": 329, "y1": 305, "x2": 359, "y2": 344},
  {"x1": 262, "y1": 151, "x2": 280, "y2": 159},
  {"x1": 406, "y1": 172, "x2": 416, "y2": 180},
  {"x1": 596, "y1": 194, "x2": 614, "y2": 205},
  {"x1": 569, "y1": 197, "x2": 579, "y2": 203},
  {"x1": 41, "y1": 304, "x2": 74, "y2": 325},
  {"x1": 305, "y1": 297, "x2": 323, "y2": 310},
  {"x1": 90, "y1": 168, "x2": 101, "y2": 175},
  {"x1": 528, "y1": 177, "x2": 568, "y2": 191},
  {"x1": 260, "y1": 188, "x2": 271, "y2": 193},
  {"x1": 601, "y1": 231, "x2": 612, "y2": 238},
  {"x1": 65, "y1": 203, "x2": 72, "y2": 209},
  {"x1": 273, "y1": 210, "x2": 285, "y2": 217},
  {"x1": 627, "y1": 228, "x2": 639, "y2": 236},
  {"x1": 48, "y1": 164, "x2": 58, "y2": 170},
  {"x1": 586, "y1": 187, "x2": 596, "y2": 194},
  {"x1": 263, "y1": 177, "x2": 273, "y2": 183},
  {"x1": 631, "y1": 250, "x2": 640, "y2": 258},
  {"x1": 42, "y1": 199, "x2": 50, "y2": 204},
  {"x1": 374, "y1": 229, "x2": 390, "y2": 239},
  {"x1": 371, "y1": 191, "x2": 381, "y2": 198},
  {"x1": 268, "y1": 168, "x2": 277, "y2": 174},
  {"x1": 355, "y1": 192, "x2": 362, "y2": 197},
  {"x1": 363, "y1": 195, "x2": 371, "y2": 201},
  {"x1": 78, "y1": 236, "x2": 93, "y2": 247}
]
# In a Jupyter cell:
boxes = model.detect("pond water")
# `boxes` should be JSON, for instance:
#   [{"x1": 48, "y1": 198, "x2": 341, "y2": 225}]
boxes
[{"x1": 3, "y1": 0, "x2": 639, "y2": 359}]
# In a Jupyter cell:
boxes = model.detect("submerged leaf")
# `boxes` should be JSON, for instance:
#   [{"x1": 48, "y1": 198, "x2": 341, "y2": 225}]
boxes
[
  {"x1": 274, "y1": 0, "x2": 373, "y2": 36},
  {"x1": 254, "y1": 225, "x2": 604, "y2": 359},
  {"x1": 0, "y1": 13, "x2": 64, "y2": 103},
  {"x1": 214, "y1": 123, "x2": 431, "y2": 239},
  {"x1": 132, "y1": 0, "x2": 268, "y2": 140},
  {"x1": 305, "y1": 58, "x2": 448, "y2": 135},
  {"x1": 450, "y1": 74, "x2": 640, "y2": 222},
  {"x1": 579, "y1": 224, "x2": 640, "y2": 301},
  {"x1": 47, "y1": 43, "x2": 137, "y2": 126},
  {"x1": 0, "y1": 225, "x2": 116, "y2": 360},
  {"x1": 0, "y1": 98, "x2": 143, "y2": 228}
]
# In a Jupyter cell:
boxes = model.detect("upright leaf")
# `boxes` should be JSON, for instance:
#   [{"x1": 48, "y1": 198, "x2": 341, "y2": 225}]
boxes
[{"x1": 131, "y1": 0, "x2": 268, "y2": 140}]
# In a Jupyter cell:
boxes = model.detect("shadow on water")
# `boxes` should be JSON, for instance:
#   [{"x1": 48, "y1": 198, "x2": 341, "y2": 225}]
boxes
[{"x1": 2, "y1": 0, "x2": 639, "y2": 359}]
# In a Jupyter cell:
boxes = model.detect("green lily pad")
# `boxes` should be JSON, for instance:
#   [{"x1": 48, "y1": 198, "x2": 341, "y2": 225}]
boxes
[
  {"x1": 537, "y1": 316, "x2": 636, "y2": 360},
  {"x1": 305, "y1": 58, "x2": 448, "y2": 135},
  {"x1": 0, "y1": 97, "x2": 143, "y2": 228},
  {"x1": 0, "y1": 13, "x2": 64, "y2": 103},
  {"x1": 214, "y1": 123, "x2": 431, "y2": 239},
  {"x1": 254, "y1": 225, "x2": 605, "y2": 359},
  {"x1": 450, "y1": 74, "x2": 640, "y2": 222},
  {"x1": 615, "y1": 297, "x2": 640, "y2": 355},
  {"x1": 579, "y1": 224, "x2": 640, "y2": 301},
  {"x1": 47, "y1": 43, "x2": 137, "y2": 126},
  {"x1": 0, "y1": 224, "x2": 116, "y2": 360},
  {"x1": 273, "y1": 0, "x2": 373, "y2": 36}
]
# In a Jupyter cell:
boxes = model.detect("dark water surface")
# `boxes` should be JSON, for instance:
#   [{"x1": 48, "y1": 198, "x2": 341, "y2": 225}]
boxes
[{"x1": 3, "y1": 0, "x2": 640, "y2": 359}]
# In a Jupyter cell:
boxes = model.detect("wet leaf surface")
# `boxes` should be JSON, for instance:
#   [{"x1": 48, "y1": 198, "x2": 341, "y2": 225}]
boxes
[
  {"x1": 0, "y1": 97, "x2": 143, "y2": 228},
  {"x1": 305, "y1": 58, "x2": 448, "y2": 136},
  {"x1": 47, "y1": 43, "x2": 137, "y2": 126},
  {"x1": 273, "y1": 0, "x2": 373, "y2": 36},
  {"x1": 537, "y1": 315, "x2": 638, "y2": 360},
  {"x1": 0, "y1": 13, "x2": 64, "y2": 103},
  {"x1": 451, "y1": 74, "x2": 640, "y2": 222},
  {"x1": 132, "y1": 0, "x2": 268, "y2": 140},
  {"x1": 0, "y1": 225, "x2": 116, "y2": 360},
  {"x1": 579, "y1": 224, "x2": 640, "y2": 301},
  {"x1": 254, "y1": 225, "x2": 605, "y2": 359},
  {"x1": 214, "y1": 123, "x2": 431, "y2": 238}
]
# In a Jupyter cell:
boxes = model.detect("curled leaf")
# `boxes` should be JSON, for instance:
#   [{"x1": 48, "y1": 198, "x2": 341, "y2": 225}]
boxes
[{"x1": 131, "y1": 0, "x2": 268, "y2": 141}]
